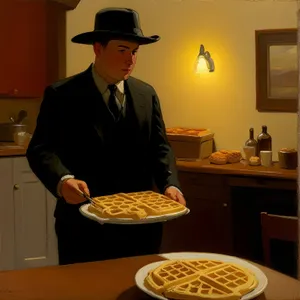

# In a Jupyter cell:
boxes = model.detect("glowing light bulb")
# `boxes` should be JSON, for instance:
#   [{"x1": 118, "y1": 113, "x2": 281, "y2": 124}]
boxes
[
  {"x1": 195, "y1": 56, "x2": 210, "y2": 73},
  {"x1": 194, "y1": 44, "x2": 215, "y2": 74}
]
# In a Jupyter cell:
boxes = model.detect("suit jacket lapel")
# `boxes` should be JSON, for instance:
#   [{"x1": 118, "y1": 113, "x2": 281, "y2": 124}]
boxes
[
  {"x1": 125, "y1": 77, "x2": 150, "y2": 127},
  {"x1": 79, "y1": 65, "x2": 109, "y2": 141}
]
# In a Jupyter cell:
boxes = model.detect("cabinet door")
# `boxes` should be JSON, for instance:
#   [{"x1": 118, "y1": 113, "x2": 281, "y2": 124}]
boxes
[
  {"x1": 161, "y1": 172, "x2": 233, "y2": 254},
  {"x1": 13, "y1": 157, "x2": 58, "y2": 270},
  {"x1": 0, "y1": 0, "x2": 47, "y2": 98},
  {"x1": 0, "y1": 158, "x2": 15, "y2": 271}
]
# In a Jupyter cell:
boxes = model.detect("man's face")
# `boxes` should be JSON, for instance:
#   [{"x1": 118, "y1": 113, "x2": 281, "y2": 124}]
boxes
[{"x1": 94, "y1": 39, "x2": 139, "y2": 83}]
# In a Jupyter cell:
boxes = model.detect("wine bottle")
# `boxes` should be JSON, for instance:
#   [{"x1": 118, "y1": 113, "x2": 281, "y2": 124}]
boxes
[
  {"x1": 245, "y1": 128, "x2": 258, "y2": 156},
  {"x1": 257, "y1": 125, "x2": 272, "y2": 155}
]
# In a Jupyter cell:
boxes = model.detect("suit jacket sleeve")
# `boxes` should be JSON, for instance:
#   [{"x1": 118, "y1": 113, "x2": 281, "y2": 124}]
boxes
[
  {"x1": 26, "y1": 86, "x2": 72, "y2": 198},
  {"x1": 150, "y1": 90, "x2": 181, "y2": 193}
]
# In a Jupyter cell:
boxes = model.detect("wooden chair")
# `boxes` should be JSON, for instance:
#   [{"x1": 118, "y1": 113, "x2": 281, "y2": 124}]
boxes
[{"x1": 260, "y1": 212, "x2": 298, "y2": 276}]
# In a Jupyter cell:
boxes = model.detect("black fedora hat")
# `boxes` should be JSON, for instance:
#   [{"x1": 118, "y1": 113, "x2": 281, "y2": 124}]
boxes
[{"x1": 71, "y1": 7, "x2": 160, "y2": 45}]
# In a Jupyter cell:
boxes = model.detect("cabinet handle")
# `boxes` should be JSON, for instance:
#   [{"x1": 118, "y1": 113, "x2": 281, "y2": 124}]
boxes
[
  {"x1": 13, "y1": 184, "x2": 20, "y2": 190},
  {"x1": 223, "y1": 203, "x2": 228, "y2": 207}
]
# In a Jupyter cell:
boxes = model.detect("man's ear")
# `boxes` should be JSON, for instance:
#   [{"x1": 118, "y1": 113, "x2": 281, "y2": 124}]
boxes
[{"x1": 93, "y1": 42, "x2": 102, "y2": 56}]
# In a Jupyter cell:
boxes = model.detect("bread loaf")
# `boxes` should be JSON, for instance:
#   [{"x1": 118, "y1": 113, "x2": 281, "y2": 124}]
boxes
[
  {"x1": 209, "y1": 150, "x2": 242, "y2": 165},
  {"x1": 209, "y1": 152, "x2": 228, "y2": 165},
  {"x1": 225, "y1": 150, "x2": 242, "y2": 163}
]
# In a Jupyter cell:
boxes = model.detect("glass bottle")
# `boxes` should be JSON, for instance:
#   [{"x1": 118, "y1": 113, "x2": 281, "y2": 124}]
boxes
[
  {"x1": 245, "y1": 128, "x2": 258, "y2": 156},
  {"x1": 257, "y1": 125, "x2": 272, "y2": 155}
]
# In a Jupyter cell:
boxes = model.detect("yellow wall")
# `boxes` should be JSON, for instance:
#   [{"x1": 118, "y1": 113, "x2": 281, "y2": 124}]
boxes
[
  {"x1": 66, "y1": 0, "x2": 298, "y2": 160},
  {"x1": 0, "y1": 0, "x2": 294, "y2": 155}
]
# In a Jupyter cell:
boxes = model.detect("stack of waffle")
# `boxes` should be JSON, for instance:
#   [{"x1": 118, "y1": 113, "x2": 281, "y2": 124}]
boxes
[
  {"x1": 144, "y1": 259, "x2": 258, "y2": 300},
  {"x1": 87, "y1": 191, "x2": 186, "y2": 220}
]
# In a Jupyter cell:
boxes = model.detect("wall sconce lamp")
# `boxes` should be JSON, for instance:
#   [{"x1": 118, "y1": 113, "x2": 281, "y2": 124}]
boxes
[{"x1": 195, "y1": 44, "x2": 215, "y2": 73}]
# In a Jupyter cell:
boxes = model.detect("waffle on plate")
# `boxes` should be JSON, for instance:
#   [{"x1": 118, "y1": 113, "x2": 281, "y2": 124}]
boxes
[
  {"x1": 87, "y1": 190, "x2": 186, "y2": 220},
  {"x1": 144, "y1": 259, "x2": 258, "y2": 300}
]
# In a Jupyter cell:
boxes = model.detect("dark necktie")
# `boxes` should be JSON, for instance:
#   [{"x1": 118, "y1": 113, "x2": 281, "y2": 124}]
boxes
[{"x1": 107, "y1": 84, "x2": 120, "y2": 120}]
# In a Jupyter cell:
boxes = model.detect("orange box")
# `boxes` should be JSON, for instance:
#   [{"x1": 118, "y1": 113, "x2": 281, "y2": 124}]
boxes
[{"x1": 166, "y1": 127, "x2": 214, "y2": 160}]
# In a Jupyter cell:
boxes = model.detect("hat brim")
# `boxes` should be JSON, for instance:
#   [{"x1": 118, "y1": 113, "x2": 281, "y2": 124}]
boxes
[{"x1": 71, "y1": 30, "x2": 160, "y2": 45}]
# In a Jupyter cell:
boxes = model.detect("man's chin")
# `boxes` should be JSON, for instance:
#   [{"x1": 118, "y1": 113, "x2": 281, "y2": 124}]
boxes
[
  {"x1": 124, "y1": 74, "x2": 131, "y2": 80},
  {"x1": 116, "y1": 70, "x2": 132, "y2": 81}
]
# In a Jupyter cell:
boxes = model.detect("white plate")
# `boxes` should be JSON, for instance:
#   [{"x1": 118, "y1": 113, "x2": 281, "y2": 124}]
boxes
[
  {"x1": 135, "y1": 252, "x2": 268, "y2": 300},
  {"x1": 79, "y1": 204, "x2": 190, "y2": 225}
]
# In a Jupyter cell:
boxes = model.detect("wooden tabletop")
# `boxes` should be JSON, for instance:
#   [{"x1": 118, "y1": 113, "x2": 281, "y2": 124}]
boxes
[
  {"x1": 176, "y1": 159, "x2": 297, "y2": 180},
  {"x1": 0, "y1": 254, "x2": 299, "y2": 300}
]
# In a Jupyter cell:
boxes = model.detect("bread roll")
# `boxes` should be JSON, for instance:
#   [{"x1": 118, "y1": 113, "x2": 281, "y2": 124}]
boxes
[{"x1": 249, "y1": 156, "x2": 260, "y2": 166}]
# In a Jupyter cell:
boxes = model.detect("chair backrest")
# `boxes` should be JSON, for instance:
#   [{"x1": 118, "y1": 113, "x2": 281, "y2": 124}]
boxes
[{"x1": 260, "y1": 212, "x2": 298, "y2": 269}]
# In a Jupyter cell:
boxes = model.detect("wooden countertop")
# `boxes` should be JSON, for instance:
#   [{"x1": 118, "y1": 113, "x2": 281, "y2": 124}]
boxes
[
  {"x1": 0, "y1": 254, "x2": 299, "y2": 300},
  {"x1": 176, "y1": 159, "x2": 298, "y2": 180},
  {"x1": 0, "y1": 143, "x2": 26, "y2": 157},
  {"x1": 0, "y1": 143, "x2": 297, "y2": 181}
]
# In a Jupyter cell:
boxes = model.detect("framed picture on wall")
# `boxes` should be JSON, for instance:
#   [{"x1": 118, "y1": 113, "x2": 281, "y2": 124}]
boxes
[{"x1": 255, "y1": 28, "x2": 297, "y2": 113}]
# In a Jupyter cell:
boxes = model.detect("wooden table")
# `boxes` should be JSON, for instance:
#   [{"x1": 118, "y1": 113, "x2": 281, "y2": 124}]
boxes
[{"x1": 0, "y1": 254, "x2": 299, "y2": 300}]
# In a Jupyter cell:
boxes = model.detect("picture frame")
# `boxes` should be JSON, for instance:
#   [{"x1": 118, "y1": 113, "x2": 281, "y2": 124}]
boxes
[{"x1": 255, "y1": 28, "x2": 298, "y2": 113}]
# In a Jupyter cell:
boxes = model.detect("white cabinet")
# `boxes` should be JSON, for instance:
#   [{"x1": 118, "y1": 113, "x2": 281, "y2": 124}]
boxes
[
  {"x1": 0, "y1": 156, "x2": 58, "y2": 271},
  {"x1": 0, "y1": 158, "x2": 15, "y2": 270}
]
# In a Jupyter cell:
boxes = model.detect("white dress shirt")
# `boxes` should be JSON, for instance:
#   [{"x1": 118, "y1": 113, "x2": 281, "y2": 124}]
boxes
[{"x1": 91, "y1": 64, "x2": 125, "y2": 111}]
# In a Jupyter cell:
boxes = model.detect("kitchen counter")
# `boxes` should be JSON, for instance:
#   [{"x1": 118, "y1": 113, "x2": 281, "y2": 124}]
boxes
[
  {"x1": 0, "y1": 143, "x2": 27, "y2": 156},
  {"x1": 0, "y1": 144, "x2": 297, "y2": 181},
  {"x1": 177, "y1": 159, "x2": 297, "y2": 180},
  {"x1": 165, "y1": 161, "x2": 298, "y2": 269},
  {"x1": 0, "y1": 254, "x2": 299, "y2": 300}
]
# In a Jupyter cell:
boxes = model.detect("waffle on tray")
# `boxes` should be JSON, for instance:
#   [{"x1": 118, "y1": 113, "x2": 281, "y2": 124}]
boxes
[
  {"x1": 87, "y1": 190, "x2": 186, "y2": 220},
  {"x1": 144, "y1": 259, "x2": 258, "y2": 300}
]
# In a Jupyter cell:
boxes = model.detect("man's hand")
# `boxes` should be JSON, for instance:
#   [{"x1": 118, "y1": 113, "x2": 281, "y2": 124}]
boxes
[
  {"x1": 61, "y1": 178, "x2": 90, "y2": 204},
  {"x1": 164, "y1": 186, "x2": 186, "y2": 206}
]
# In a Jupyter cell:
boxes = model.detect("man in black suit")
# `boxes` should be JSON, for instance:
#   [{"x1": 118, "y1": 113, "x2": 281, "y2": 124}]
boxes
[{"x1": 26, "y1": 7, "x2": 186, "y2": 265}]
